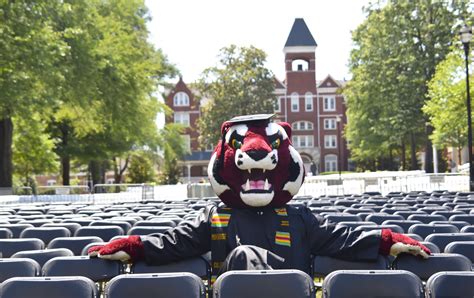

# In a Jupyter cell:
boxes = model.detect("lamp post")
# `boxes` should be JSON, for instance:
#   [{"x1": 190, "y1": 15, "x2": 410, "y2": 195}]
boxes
[
  {"x1": 460, "y1": 24, "x2": 473, "y2": 191},
  {"x1": 336, "y1": 116, "x2": 342, "y2": 181}
]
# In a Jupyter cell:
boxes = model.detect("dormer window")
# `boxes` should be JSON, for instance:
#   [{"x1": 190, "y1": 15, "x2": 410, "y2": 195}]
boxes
[
  {"x1": 291, "y1": 59, "x2": 309, "y2": 71},
  {"x1": 173, "y1": 92, "x2": 189, "y2": 106}
]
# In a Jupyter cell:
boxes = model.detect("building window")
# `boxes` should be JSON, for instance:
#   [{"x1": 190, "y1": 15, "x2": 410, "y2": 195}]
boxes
[
  {"x1": 174, "y1": 112, "x2": 190, "y2": 126},
  {"x1": 324, "y1": 135, "x2": 337, "y2": 148},
  {"x1": 173, "y1": 92, "x2": 189, "y2": 106},
  {"x1": 305, "y1": 92, "x2": 313, "y2": 111},
  {"x1": 323, "y1": 96, "x2": 336, "y2": 111},
  {"x1": 291, "y1": 93, "x2": 299, "y2": 112},
  {"x1": 274, "y1": 97, "x2": 281, "y2": 112},
  {"x1": 324, "y1": 118, "x2": 337, "y2": 130},
  {"x1": 291, "y1": 59, "x2": 309, "y2": 71},
  {"x1": 47, "y1": 180, "x2": 57, "y2": 186},
  {"x1": 291, "y1": 135, "x2": 314, "y2": 148},
  {"x1": 325, "y1": 154, "x2": 338, "y2": 172},
  {"x1": 182, "y1": 134, "x2": 191, "y2": 153},
  {"x1": 292, "y1": 121, "x2": 313, "y2": 131}
]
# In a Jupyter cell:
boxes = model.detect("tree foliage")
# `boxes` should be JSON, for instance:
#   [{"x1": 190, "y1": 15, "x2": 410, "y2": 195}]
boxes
[
  {"x1": 157, "y1": 124, "x2": 187, "y2": 185},
  {"x1": 12, "y1": 115, "x2": 59, "y2": 187},
  {"x1": 196, "y1": 45, "x2": 275, "y2": 147},
  {"x1": 345, "y1": 1, "x2": 470, "y2": 171},
  {"x1": 127, "y1": 151, "x2": 156, "y2": 183},
  {"x1": 1, "y1": 0, "x2": 177, "y2": 187},
  {"x1": 424, "y1": 46, "x2": 474, "y2": 162}
]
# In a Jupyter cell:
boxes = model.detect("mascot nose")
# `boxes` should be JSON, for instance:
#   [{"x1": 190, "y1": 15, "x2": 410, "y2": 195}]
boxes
[{"x1": 246, "y1": 150, "x2": 267, "y2": 161}]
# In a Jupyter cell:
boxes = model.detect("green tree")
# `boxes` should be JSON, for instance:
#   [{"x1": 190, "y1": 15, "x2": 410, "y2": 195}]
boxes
[
  {"x1": 127, "y1": 150, "x2": 156, "y2": 183},
  {"x1": 157, "y1": 124, "x2": 187, "y2": 185},
  {"x1": 0, "y1": 0, "x2": 67, "y2": 187},
  {"x1": 47, "y1": 0, "x2": 176, "y2": 185},
  {"x1": 12, "y1": 114, "x2": 59, "y2": 188},
  {"x1": 345, "y1": 1, "x2": 470, "y2": 171},
  {"x1": 196, "y1": 45, "x2": 275, "y2": 147},
  {"x1": 424, "y1": 46, "x2": 473, "y2": 164}
]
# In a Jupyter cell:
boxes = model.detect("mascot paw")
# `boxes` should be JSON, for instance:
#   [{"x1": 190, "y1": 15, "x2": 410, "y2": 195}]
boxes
[
  {"x1": 379, "y1": 229, "x2": 431, "y2": 258},
  {"x1": 87, "y1": 235, "x2": 144, "y2": 262}
]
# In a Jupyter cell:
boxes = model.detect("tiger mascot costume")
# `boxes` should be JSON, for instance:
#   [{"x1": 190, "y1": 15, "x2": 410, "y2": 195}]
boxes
[{"x1": 89, "y1": 114, "x2": 430, "y2": 282}]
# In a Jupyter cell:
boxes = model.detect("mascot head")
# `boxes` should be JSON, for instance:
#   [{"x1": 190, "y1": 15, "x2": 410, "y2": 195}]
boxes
[{"x1": 208, "y1": 114, "x2": 305, "y2": 208}]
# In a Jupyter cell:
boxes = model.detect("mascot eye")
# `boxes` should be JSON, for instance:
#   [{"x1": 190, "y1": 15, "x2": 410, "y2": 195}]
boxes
[
  {"x1": 271, "y1": 138, "x2": 281, "y2": 149},
  {"x1": 231, "y1": 139, "x2": 242, "y2": 149}
]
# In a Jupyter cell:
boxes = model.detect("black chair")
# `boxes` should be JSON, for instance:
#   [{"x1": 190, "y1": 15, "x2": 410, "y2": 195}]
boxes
[
  {"x1": 313, "y1": 255, "x2": 389, "y2": 277},
  {"x1": 74, "y1": 226, "x2": 124, "y2": 242},
  {"x1": 420, "y1": 241, "x2": 440, "y2": 253},
  {"x1": 89, "y1": 221, "x2": 132, "y2": 234},
  {"x1": 407, "y1": 214, "x2": 447, "y2": 224},
  {"x1": 132, "y1": 257, "x2": 210, "y2": 281},
  {"x1": 42, "y1": 223, "x2": 82, "y2": 235},
  {"x1": 365, "y1": 214, "x2": 404, "y2": 225},
  {"x1": 381, "y1": 220, "x2": 422, "y2": 233},
  {"x1": 425, "y1": 233, "x2": 474, "y2": 251},
  {"x1": 408, "y1": 224, "x2": 458, "y2": 239},
  {"x1": 48, "y1": 236, "x2": 104, "y2": 255},
  {"x1": 20, "y1": 227, "x2": 70, "y2": 245},
  {"x1": 322, "y1": 270, "x2": 424, "y2": 297},
  {"x1": 213, "y1": 270, "x2": 315, "y2": 298},
  {"x1": 393, "y1": 253, "x2": 472, "y2": 281},
  {"x1": 426, "y1": 271, "x2": 474, "y2": 298},
  {"x1": 11, "y1": 248, "x2": 73, "y2": 267},
  {"x1": 450, "y1": 214, "x2": 474, "y2": 225},
  {"x1": 43, "y1": 256, "x2": 123, "y2": 282},
  {"x1": 0, "y1": 258, "x2": 41, "y2": 282},
  {"x1": 0, "y1": 276, "x2": 98, "y2": 298},
  {"x1": 0, "y1": 238, "x2": 45, "y2": 258},
  {"x1": 105, "y1": 273, "x2": 205, "y2": 298},
  {"x1": 0, "y1": 223, "x2": 33, "y2": 238},
  {"x1": 0, "y1": 227, "x2": 13, "y2": 239},
  {"x1": 445, "y1": 241, "x2": 474, "y2": 263}
]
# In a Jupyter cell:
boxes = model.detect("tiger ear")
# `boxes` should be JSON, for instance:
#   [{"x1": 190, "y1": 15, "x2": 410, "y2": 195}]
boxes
[
  {"x1": 278, "y1": 122, "x2": 292, "y2": 139},
  {"x1": 221, "y1": 121, "x2": 232, "y2": 136}
]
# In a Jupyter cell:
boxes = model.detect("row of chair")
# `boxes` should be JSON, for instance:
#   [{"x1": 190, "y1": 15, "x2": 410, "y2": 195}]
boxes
[{"x1": 1, "y1": 269, "x2": 473, "y2": 298}]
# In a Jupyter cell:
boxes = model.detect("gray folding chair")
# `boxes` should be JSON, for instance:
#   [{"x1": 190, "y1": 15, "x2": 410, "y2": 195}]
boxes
[
  {"x1": 322, "y1": 270, "x2": 424, "y2": 298},
  {"x1": 393, "y1": 253, "x2": 472, "y2": 281},
  {"x1": 48, "y1": 236, "x2": 104, "y2": 255},
  {"x1": 426, "y1": 271, "x2": 474, "y2": 298},
  {"x1": 105, "y1": 273, "x2": 205, "y2": 298},
  {"x1": 74, "y1": 226, "x2": 124, "y2": 242},
  {"x1": 0, "y1": 238, "x2": 45, "y2": 258},
  {"x1": 445, "y1": 241, "x2": 474, "y2": 264},
  {"x1": 425, "y1": 233, "x2": 474, "y2": 251},
  {"x1": 213, "y1": 270, "x2": 315, "y2": 298},
  {"x1": 408, "y1": 224, "x2": 458, "y2": 239},
  {"x1": 0, "y1": 258, "x2": 40, "y2": 282},
  {"x1": 43, "y1": 256, "x2": 123, "y2": 282},
  {"x1": 0, "y1": 276, "x2": 98, "y2": 298},
  {"x1": 11, "y1": 248, "x2": 73, "y2": 267},
  {"x1": 313, "y1": 255, "x2": 389, "y2": 277},
  {"x1": 132, "y1": 257, "x2": 210, "y2": 281},
  {"x1": 20, "y1": 227, "x2": 70, "y2": 245}
]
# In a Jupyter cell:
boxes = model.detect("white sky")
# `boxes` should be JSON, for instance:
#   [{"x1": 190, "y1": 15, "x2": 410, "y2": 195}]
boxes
[{"x1": 145, "y1": 0, "x2": 369, "y2": 83}]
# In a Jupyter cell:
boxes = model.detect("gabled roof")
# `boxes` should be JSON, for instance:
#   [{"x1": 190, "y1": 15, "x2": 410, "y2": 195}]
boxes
[
  {"x1": 318, "y1": 75, "x2": 340, "y2": 88},
  {"x1": 284, "y1": 18, "x2": 317, "y2": 47},
  {"x1": 273, "y1": 77, "x2": 286, "y2": 89}
]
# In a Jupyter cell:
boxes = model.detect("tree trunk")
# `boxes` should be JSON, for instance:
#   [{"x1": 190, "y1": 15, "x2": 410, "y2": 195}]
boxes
[
  {"x1": 410, "y1": 133, "x2": 417, "y2": 170},
  {"x1": 89, "y1": 160, "x2": 102, "y2": 187},
  {"x1": 60, "y1": 123, "x2": 70, "y2": 185},
  {"x1": 0, "y1": 118, "x2": 13, "y2": 187},
  {"x1": 401, "y1": 139, "x2": 406, "y2": 171},
  {"x1": 424, "y1": 125, "x2": 434, "y2": 173}
]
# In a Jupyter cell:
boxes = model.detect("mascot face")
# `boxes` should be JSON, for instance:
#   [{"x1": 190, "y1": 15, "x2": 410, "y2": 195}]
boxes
[{"x1": 208, "y1": 117, "x2": 305, "y2": 208}]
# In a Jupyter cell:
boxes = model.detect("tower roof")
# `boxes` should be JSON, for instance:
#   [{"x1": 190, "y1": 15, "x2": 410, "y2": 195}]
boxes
[{"x1": 284, "y1": 18, "x2": 317, "y2": 47}]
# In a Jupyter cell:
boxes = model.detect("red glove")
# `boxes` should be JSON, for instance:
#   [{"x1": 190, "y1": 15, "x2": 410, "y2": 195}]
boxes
[
  {"x1": 379, "y1": 229, "x2": 431, "y2": 258},
  {"x1": 88, "y1": 235, "x2": 144, "y2": 262}
]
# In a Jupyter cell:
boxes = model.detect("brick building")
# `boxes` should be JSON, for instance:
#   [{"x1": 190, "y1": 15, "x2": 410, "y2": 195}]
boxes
[{"x1": 165, "y1": 18, "x2": 349, "y2": 182}]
